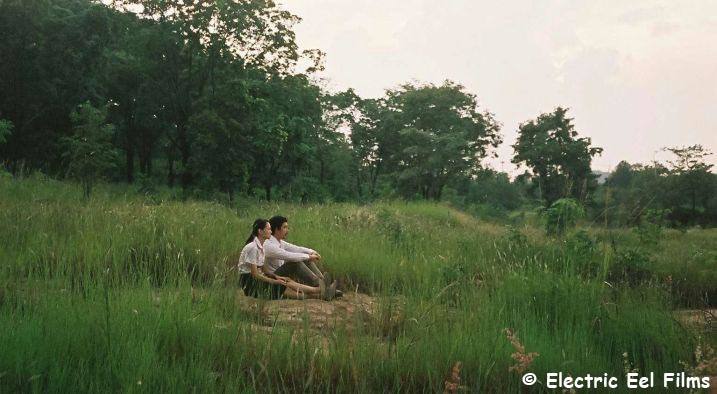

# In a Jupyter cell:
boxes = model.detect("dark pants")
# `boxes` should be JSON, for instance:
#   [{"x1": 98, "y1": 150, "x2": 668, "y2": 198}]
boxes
[
  {"x1": 274, "y1": 261, "x2": 322, "y2": 287},
  {"x1": 239, "y1": 273, "x2": 285, "y2": 300}
]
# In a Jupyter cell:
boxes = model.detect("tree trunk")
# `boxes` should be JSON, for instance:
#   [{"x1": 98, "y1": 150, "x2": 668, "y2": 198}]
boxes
[
  {"x1": 319, "y1": 159, "x2": 325, "y2": 185},
  {"x1": 139, "y1": 143, "x2": 151, "y2": 175},
  {"x1": 355, "y1": 167, "x2": 363, "y2": 198},
  {"x1": 125, "y1": 143, "x2": 134, "y2": 183},
  {"x1": 177, "y1": 123, "x2": 191, "y2": 190},
  {"x1": 265, "y1": 183, "x2": 272, "y2": 202},
  {"x1": 83, "y1": 180, "x2": 92, "y2": 199},
  {"x1": 435, "y1": 182, "x2": 444, "y2": 201},
  {"x1": 168, "y1": 156, "x2": 175, "y2": 187},
  {"x1": 369, "y1": 161, "x2": 381, "y2": 197}
]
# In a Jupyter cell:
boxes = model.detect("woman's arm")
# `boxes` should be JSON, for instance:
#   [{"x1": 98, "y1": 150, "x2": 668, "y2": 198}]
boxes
[
  {"x1": 260, "y1": 264, "x2": 278, "y2": 279},
  {"x1": 251, "y1": 264, "x2": 285, "y2": 285}
]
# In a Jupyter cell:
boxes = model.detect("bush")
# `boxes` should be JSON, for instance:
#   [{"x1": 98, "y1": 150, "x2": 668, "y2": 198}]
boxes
[
  {"x1": 544, "y1": 198, "x2": 585, "y2": 235},
  {"x1": 634, "y1": 208, "x2": 670, "y2": 246},
  {"x1": 0, "y1": 118, "x2": 12, "y2": 145},
  {"x1": 608, "y1": 248, "x2": 653, "y2": 286},
  {"x1": 504, "y1": 225, "x2": 528, "y2": 247},
  {"x1": 565, "y1": 229, "x2": 600, "y2": 277},
  {"x1": 467, "y1": 203, "x2": 508, "y2": 221},
  {"x1": 0, "y1": 166, "x2": 11, "y2": 180}
]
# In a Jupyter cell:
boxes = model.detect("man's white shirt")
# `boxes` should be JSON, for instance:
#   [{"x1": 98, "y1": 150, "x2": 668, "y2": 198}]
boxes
[{"x1": 263, "y1": 235, "x2": 315, "y2": 274}]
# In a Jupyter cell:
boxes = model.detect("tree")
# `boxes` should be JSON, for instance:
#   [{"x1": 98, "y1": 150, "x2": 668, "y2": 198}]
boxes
[
  {"x1": 0, "y1": 0, "x2": 122, "y2": 173},
  {"x1": 246, "y1": 74, "x2": 324, "y2": 201},
  {"x1": 465, "y1": 169, "x2": 525, "y2": 211},
  {"x1": 607, "y1": 161, "x2": 633, "y2": 188},
  {"x1": 322, "y1": 89, "x2": 378, "y2": 198},
  {"x1": 188, "y1": 108, "x2": 248, "y2": 202},
  {"x1": 108, "y1": 0, "x2": 308, "y2": 190},
  {"x1": 61, "y1": 102, "x2": 120, "y2": 198},
  {"x1": 663, "y1": 145, "x2": 715, "y2": 221},
  {"x1": 512, "y1": 107, "x2": 602, "y2": 207},
  {"x1": 381, "y1": 81, "x2": 502, "y2": 200},
  {"x1": 103, "y1": 14, "x2": 170, "y2": 183}
]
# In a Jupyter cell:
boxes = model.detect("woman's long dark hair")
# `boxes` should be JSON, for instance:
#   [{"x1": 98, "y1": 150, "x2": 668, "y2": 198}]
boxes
[{"x1": 245, "y1": 218, "x2": 269, "y2": 245}]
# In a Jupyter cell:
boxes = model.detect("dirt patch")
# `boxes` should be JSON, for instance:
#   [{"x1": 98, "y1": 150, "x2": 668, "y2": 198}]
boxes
[
  {"x1": 234, "y1": 291, "x2": 404, "y2": 333},
  {"x1": 674, "y1": 309, "x2": 716, "y2": 333}
]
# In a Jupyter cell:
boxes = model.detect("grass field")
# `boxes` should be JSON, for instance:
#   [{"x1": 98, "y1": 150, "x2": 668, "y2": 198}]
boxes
[{"x1": 1, "y1": 173, "x2": 715, "y2": 392}]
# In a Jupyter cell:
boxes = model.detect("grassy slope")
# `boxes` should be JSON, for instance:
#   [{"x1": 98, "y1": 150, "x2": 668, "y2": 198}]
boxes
[{"x1": 0, "y1": 175, "x2": 714, "y2": 392}]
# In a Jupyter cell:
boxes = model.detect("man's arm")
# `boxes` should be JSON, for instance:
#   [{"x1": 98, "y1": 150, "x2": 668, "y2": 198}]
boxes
[
  {"x1": 264, "y1": 240, "x2": 311, "y2": 262},
  {"x1": 281, "y1": 239, "x2": 316, "y2": 255}
]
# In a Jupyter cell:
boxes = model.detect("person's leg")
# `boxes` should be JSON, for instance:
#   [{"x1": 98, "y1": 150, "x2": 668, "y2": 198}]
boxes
[
  {"x1": 305, "y1": 261, "x2": 324, "y2": 279},
  {"x1": 282, "y1": 288, "x2": 309, "y2": 299},
  {"x1": 274, "y1": 262, "x2": 321, "y2": 287},
  {"x1": 285, "y1": 280, "x2": 321, "y2": 295},
  {"x1": 284, "y1": 279, "x2": 337, "y2": 300},
  {"x1": 283, "y1": 284, "x2": 334, "y2": 300}
]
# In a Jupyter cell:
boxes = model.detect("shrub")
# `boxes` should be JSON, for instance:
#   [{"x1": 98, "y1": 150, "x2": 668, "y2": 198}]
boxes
[
  {"x1": 634, "y1": 208, "x2": 671, "y2": 246},
  {"x1": 565, "y1": 229, "x2": 600, "y2": 277},
  {"x1": 467, "y1": 203, "x2": 508, "y2": 221},
  {"x1": 0, "y1": 118, "x2": 12, "y2": 145},
  {"x1": 608, "y1": 248, "x2": 654, "y2": 286},
  {"x1": 60, "y1": 102, "x2": 120, "y2": 198},
  {"x1": 504, "y1": 225, "x2": 528, "y2": 247},
  {"x1": 544, "y1": 198, "x2": 585, "y2": 235}
]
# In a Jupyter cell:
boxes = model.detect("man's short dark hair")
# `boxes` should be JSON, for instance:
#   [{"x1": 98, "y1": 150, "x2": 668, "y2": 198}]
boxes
[{"x1": 269, "y1": 215, "x2": 288, "y2": 234}]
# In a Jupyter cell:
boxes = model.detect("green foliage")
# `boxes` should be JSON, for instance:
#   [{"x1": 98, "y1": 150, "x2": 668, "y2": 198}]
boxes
[
  {"x1": 544, "y1": 198, "x2": 585, "y2": 235},
  {"x1": 595, "y1": 147, "x2": 717, "y2": 228},
  {"x1": 188, "y1": 108, "x2": 249, "y2": 200},
  {"x1": 134, "y1": 172, "x2": 158, "y2": 197},
  {"x1": 512, "y1": 107, "x2": 603, "y2": 207},
  {"x1": 0, "y1": 119, "x2": 12, "y2": 145},
  {"x1": 466, "y1": 203, "x2": 508, "y2": 221},
  {"x1": 565, "y1": 229, "x2": 596, "y2": 255},
  {"x1": 564, "y1": 229, "x2": 601, "y2": 277},
  {"x1": 665, "y1": 248, "x2": 717, "y2": 308},
  {"x1": 0, "y1": 177, "x2": 713, "y2": 391},
  {"x1": 444, "y1": 169, "x2": 528, "y2": 221},
  {"x1": 1, "y1": 0, "x2": 715, "y2": 231},
  {"x1": 664, "y1": 145, "x2": 715, "y2": 224},
  {"x1": 504, "y1": 225, "x2": 529, "y2": 247},
  {"x1": 608, "y1": 247, "x2": 654, "y2": 287},
  {"x1": 634, "y1": 208, "x2": 670, "y2": 246},
  {"x1": 382, "y1": 81, "x2": 502, "y2": 200},
  {"x1": 61, "y1": 102, "x2": 120, "y2": 198}
]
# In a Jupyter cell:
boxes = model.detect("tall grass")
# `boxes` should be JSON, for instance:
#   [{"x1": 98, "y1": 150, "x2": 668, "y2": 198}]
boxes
[{"x1": 0, "y1": 175, "x2": 714, "y2": 392}]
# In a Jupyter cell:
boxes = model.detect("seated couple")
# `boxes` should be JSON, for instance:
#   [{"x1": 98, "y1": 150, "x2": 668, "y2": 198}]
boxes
[{"x1": 236, "y1": 215, "x2": 341, "y2": 301}]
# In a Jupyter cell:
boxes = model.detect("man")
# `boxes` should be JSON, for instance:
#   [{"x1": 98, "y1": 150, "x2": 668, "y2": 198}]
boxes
[{"x1": 263, "y1": 215, "x2": 327, "y2": 288}]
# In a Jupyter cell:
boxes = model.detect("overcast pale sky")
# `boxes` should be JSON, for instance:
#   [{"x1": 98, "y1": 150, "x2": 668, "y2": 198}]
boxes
[{"x1": 281, "y1": 0, "x2": 717, "y2": 174}]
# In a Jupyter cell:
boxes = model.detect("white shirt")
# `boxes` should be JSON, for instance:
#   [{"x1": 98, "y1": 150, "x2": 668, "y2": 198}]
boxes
[
  {"x1": 263, "y1": 235, "x2": 315, "y2": 274},
  {"x1": 237, "y1": 237, "x2": 265, "y2": 274}
]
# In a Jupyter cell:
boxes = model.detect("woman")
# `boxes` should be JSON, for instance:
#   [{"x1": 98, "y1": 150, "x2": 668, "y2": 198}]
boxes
[{"x1": 237, "y1": 218, "x2": 336, "y2": 300}]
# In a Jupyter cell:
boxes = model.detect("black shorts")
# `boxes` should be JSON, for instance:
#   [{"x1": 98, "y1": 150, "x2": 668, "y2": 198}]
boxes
[{"x1": 239, "y1": 273, "x2": 285, "y2": 300}]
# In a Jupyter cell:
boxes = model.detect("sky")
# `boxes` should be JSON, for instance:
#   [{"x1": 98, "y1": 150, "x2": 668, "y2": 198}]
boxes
[{"x1": 280, "y1": 0, "x2": 717, "y2": 175}]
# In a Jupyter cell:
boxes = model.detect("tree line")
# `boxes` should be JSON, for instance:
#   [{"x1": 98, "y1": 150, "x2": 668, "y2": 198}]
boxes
[{"x1": 0, "y1": 0, "x2": 714, "y2": 227}]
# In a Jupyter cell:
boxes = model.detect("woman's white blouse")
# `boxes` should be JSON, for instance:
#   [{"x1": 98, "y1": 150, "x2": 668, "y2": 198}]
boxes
[{"x1": 237, "y1": 237, "x2": 265, "y2": 274}]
